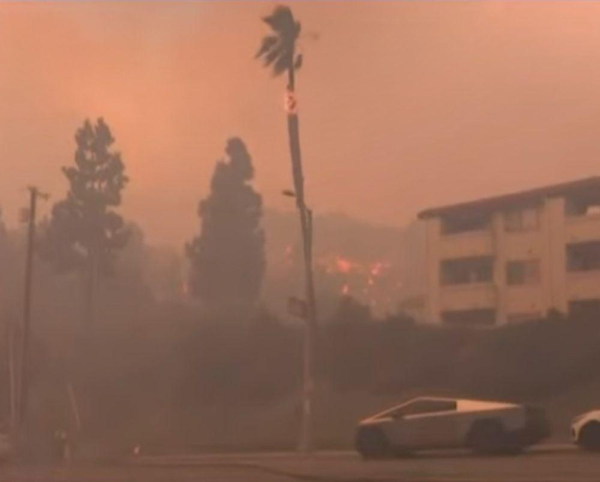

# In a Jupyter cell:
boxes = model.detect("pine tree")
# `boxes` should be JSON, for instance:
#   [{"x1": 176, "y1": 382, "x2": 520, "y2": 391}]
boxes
[
  {"x1": 41, "y1": 118, "x2": 129, "y2": 324},
  {"x1": 186, "y1": 138, "x2": 265, "y2": 312}
]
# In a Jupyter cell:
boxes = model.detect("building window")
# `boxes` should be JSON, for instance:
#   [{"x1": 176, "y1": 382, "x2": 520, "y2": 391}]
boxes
[
  {"x1": 441, "y1": 213, "x2": 491, "y2": 235},
  {"x1": 506, "y1": 260, "x2": 540, "y2": 285},
  {"x1": 441, "y1": 256, "x2": 494, "y2": 285},
  {"x1": 567, "y1": 241, "x2": 600, "y2": 272},
  {"x1": 504, "y1": 208, "x2": 539, "y2": 232},
  {"x1": 384, "y1": 399, "x2": 457, "y2": 419},
  {"x1": 565, "y1": 197, "x2": 600, "y2": 218}
]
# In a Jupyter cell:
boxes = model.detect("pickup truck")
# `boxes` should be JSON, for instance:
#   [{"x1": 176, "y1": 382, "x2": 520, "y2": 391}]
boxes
[{"x1": 356, "y1": 396, "x2": 550, "y2": 458}]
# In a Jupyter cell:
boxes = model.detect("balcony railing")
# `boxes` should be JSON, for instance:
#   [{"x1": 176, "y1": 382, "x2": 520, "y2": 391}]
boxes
[
  {"x1": 565, "y1": 214, "x2": 600, "y2": 244},
  {"x1": 439, "y1": 230, "x2": 494, "y2": 259},
  {"x1": 440, "y1": 283, "x2": 496, "y2": 312}
]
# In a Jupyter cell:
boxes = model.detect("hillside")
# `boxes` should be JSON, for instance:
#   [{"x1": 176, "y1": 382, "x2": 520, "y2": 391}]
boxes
[{"x1": 262, "y1": 210, "x2": 404, "y2": 317}]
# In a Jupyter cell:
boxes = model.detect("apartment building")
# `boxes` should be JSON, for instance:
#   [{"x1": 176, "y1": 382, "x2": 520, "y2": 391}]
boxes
[{"x1": 400, "y1": 177, "x2": 600, "y2": 326}]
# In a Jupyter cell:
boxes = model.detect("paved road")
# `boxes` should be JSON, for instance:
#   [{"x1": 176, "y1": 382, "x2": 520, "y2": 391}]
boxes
[{"x1": 3, "y1": 445, "x2": 600, "y2": 481}]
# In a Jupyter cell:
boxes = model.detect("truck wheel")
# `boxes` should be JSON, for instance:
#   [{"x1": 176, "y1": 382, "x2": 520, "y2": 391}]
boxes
[
  {"x1": 356, "y1": 428, "x2": 392, "y2": 460},
  {"x1": 578, "y1": 422, "x2": 600, "y2": 451},
  {"x1": 467, "y1": 419, "x2": 511, "y2": 455}
]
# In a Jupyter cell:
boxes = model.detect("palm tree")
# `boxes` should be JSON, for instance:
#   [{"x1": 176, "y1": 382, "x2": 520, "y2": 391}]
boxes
[
  {"x1": 256, "y1": 5, "x2": 305, "y2": 205},
  {"x1": 257, "y1": 5, "x2": 316, "y2": 453}
]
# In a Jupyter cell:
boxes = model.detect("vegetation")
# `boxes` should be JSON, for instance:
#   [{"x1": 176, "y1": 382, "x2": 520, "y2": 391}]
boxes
[
  {"x1": 256, "y1": 3, "x2": 308, "y2": 273},
  {"x1": 40, "y1": 118, "x2": 129, "y2": 325},
  {"x1": 1, "y1": 274, "x2": 598, "y2": 455},
  {"x1": 186, "y1": 138, "x2": 265, "y2": 312}
]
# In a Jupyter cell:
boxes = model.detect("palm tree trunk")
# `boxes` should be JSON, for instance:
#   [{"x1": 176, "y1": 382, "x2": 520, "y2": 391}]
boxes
[{"x1": 287, "y1": 65, "x2": 317, "y2": 453}]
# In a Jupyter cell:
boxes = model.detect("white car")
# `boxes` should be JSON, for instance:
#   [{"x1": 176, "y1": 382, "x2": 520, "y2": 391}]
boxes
[
  {"x1": 571, "y1": 410, "x2": 600, "y2": 451},
  {"x1": 355, "y1": 396, "x2": 550, "y2": 458}
]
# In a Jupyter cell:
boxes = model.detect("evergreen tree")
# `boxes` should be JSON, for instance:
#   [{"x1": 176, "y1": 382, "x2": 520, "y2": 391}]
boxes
[
  {"x1": 41, "y1": 118, "x2": 129, "y2": 324},
  {"x1": 187, "y1": 138, "x2": 265, "y2": 311}
]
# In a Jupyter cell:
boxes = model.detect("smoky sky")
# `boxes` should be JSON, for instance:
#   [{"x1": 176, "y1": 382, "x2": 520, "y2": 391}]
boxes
[{"x1": 2, "y1": 1, "x2": 600, "y2": 245}]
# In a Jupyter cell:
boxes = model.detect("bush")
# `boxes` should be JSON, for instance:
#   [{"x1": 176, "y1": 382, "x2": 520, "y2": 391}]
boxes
[
  {"x1": 322, "y1": 299, "x2": 600, "y2": 403},
  {"x1": 17, "y1": 294, "x2": 600, "y2": 453}
]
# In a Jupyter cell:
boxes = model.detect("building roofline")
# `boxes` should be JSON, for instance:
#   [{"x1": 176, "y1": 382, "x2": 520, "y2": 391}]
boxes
[{"x1": 418, "y1": 176, "x2": 600, "y2": 220}]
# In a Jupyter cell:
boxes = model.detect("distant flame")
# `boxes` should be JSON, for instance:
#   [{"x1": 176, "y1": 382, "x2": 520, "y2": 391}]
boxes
[
  {"x1": 316, "y1": 255, "x2": 395, "y2": 308},
  {"x1": 335, "y1": 256, "x2": 353, "y2": 274},
  {"x1": 284, "y1": 245, "x2": 293, "y2": 257},
  {"x1": 370, "y1": 262, "x2": 383, "y2": 277},
  {"x1": 323, "y1": 256, "x2": 391, "y2": 276},
  {"x1": 369, "y1": 261, "x2": 391, "y2": 277},
  {"x1": 283, "y1": 245, "x2": 294, "y2": 267}
]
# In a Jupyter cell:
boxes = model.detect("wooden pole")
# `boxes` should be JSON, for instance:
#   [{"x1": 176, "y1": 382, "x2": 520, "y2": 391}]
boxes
[
  {"x1": 8, "y1": 319, "x2": 17, "y2": 438},
  {"x1": 18, "y1": 187, "x2": 47, "y2": 437}
]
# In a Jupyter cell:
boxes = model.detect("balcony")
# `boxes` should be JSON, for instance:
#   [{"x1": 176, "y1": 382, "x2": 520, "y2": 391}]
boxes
[
  {"x1": 440, "y1": 283, "x2": 497, "y2": 312},
  {"x1": 505, "y1": 285, "x2": 544, "y2": 316},
  {"x1": 566, "y1": 271, "x2": 600, "y2": 302},
  {"x1": 504, "y1": 231, "x2": 543, "y2": 259},
  {"x1": 565, "y1": 214, "x2": 600, "y2": 244},
  {"x1": 439, "y1": 231, "x2": 494, "y2": 259}
]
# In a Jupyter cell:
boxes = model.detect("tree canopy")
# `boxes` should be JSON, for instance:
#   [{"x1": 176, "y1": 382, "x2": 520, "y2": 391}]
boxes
[
  {"x1": 256, "y1": 5, "x2": 303, "y2": 76},
  {"x1": 41, "y1": 118, "x2": 129, "y2": 275},
  {"x1": 187, "y1": 138, "x2": 265, "y2": 311}
]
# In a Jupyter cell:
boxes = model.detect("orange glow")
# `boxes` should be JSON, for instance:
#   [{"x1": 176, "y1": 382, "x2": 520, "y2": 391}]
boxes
[
  {"x1": 370, "y1": 261, "x2": 387, "y2": 277},
  {"x1": 335, "y1": 256, "x2": 354, "y2": 274},
  {"x1": 2, "y1": 2, "x2": 600, "y2": 247},
  {"x1": 284, "y1": 244, "x2": 293, "y2": 258}
]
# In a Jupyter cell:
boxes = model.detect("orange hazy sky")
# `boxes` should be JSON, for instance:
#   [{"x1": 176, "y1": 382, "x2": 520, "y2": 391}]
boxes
[{"x1": 2, "y1": 1, "x2": 600, "y2": 245}]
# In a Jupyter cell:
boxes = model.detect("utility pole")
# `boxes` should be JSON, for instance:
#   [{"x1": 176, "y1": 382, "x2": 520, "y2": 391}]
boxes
[
  {"x1": 17, "y1": 186, "x2": 48, "y2": 436},
  {"x1": 257, "y1": 4, "x2": 316, "y2": 454},
  {"x1": 299, "y1": 206, "x2": 316, "y2": 454},
  {"x1": 283, "y1": 190, "x2": 317, "y2": 453},
  {"x1": 8, "y1": 320, "x2": 17, "y2": 440}
]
